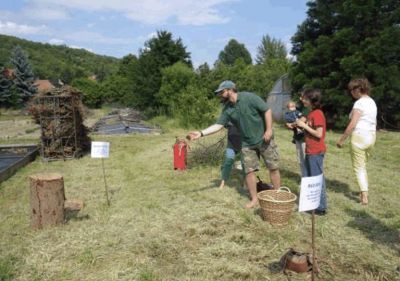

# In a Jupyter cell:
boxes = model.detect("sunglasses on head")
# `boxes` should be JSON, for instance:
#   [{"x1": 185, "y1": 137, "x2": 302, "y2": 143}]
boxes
[{"x1": 349, "y1": 86, "x2": 360, "y2": 91}]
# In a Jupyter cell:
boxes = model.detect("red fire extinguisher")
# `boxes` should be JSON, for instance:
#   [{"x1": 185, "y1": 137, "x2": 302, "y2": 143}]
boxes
[{"x1": 173, "y1": 138, "x2": 188, "y2": 170}]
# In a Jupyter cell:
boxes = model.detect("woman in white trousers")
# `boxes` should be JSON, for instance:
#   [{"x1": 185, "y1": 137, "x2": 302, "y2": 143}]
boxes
[{"x1": 336, "y1": 78, "x2": 377, "y2": 205}]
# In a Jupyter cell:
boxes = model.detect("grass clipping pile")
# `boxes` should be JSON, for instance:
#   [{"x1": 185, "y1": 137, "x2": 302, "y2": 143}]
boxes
[
  {"x1": 29, "y1": 86, "x2": 91, "y2": 160},
  {"x1": 187, "y1": 132, "x2": 226, "y2": 167}
]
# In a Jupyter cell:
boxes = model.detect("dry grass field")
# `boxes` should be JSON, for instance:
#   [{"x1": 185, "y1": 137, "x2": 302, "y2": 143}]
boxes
[{"x1": 0, "y1": 111, "x2": 399, "y2": 281}]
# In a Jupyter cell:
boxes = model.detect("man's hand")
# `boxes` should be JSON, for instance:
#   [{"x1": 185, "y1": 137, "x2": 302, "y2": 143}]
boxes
[
  {"x1": 186, "y1": 131, "x2": 201, "y2": 141},
  {"x1": 263, "y1": 129, "x2": 273, "y2": 142}
]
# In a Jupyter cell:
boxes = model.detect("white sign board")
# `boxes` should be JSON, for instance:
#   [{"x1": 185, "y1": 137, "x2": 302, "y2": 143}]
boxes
[
  {"x1": 91, "y1": 141, "x2": 110, "y2": 158},
  {"x1": 298, "y1": 174, "x2": 324, "y2": 212}
]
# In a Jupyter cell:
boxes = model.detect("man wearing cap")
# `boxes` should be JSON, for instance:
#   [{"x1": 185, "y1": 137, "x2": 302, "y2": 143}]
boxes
[{"x1": 187, "y1": 80, "x2": 281, "y2": 209}]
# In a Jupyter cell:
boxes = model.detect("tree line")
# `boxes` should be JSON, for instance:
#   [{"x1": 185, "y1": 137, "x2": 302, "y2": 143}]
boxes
[
  {"x1": 1, "y1": 0, "x2": 399, "y2": 129},
  {"x1": 0, "y1": 34, "x2": 119, "y2": 85},
  {"x1": 71, "y1": 31, "x2": 290, "y2": 128}
]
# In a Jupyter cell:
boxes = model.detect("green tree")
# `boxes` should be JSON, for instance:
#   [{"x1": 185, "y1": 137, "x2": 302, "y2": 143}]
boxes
[
  {"x1": 196, "y1": 62, "x2": 211, "y2": 81},
  {"x1": 156, "y1": 62, "x2": 196, "y2": 114},
  {"x1": 174, "y1": 84, "x2": 219, "y2": 128},
  {"x1": 118, "y1": 54, "x2": 139, "y2": 77},
  {"x1": 246, "y1": 59, "x2": 290, "y2": 97},
  {"x1": 115, "y1": 54, "x2": 139, "y2": 106},
  {"x1": 60, "y1": 66, "x2": 74, "y2": 84},
  {"x1": 291, "y1": 0, "x2": 400, "y2": 128},
  {"x1": 209, "y1": 57, "x2": 289, "y2": 98},
  {"x1": 0, "y1": 67, "x2": 12, "y2": 107},
  {"x1": 256, "y1": 35, "x2": 287, "y2": 64},
  {"x1": 101, "y1": 75, "x2": 134, "y2": 106},
  {"x1": 133, "y1": 30, "x2": 192, "y2": 110},
  {"x1": 10, "y1": 45, "x2": 37, "y2": 104},
  {"x1": 217, "y1": 39, "x2": 252, "y2": 66},
  {"x1": 195, "y1": 62, "x2": 215, "y2": 97},
  {"x1": 71, "y1": 78, "x2": 102, "y2": 108},
  {"x1": 155, "y1": 61, "x2": 219, "y2": 127},
  {"x1": 94, "y1": 64, "x2": 107, "y2": 82}
]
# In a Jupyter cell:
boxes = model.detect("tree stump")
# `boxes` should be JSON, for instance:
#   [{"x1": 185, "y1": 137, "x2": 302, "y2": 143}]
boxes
[{"x1": 29, "y1": 173, "x2": 65, "y2": 229}]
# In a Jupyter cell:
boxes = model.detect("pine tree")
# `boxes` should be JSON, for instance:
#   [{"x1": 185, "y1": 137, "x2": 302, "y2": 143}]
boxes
[
  {"x1": 10, "y1": 45, "x2": 37, "y2": 104},
  {"x1": 132, "y1": 30, "x2": 192, "y2": 110},
  {"x1": 0, "y1": 67, "x2": 12, "y2": 107},
  {"x1": 217, "y1": 39, "x2": 252, "y2": 66},
  {"x1": 256, "y1": 35, "x2": 287, "y2": 64},
  {"x1": 290, "y1": 1, "x2": 400, "y2": 128}
]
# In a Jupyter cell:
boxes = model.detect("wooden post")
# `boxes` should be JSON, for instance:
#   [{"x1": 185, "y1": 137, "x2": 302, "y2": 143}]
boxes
[
  {"x1": 29, "y1": 173, "x2": 65, "y2": 229},
  {"x1": 101, "y1": 158, "x2": 110, "y2": 206},
  {"x1": 312, "y1": 210, "x2": 315, "y2": 281}
]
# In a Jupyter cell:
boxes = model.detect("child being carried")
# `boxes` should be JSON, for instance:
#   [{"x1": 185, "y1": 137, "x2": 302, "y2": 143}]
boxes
[{"x1": 284, "y1": 101, "x2": 304, "y2": 140}]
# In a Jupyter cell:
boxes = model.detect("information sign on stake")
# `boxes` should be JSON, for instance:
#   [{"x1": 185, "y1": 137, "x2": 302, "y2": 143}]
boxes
[
  {"x1": 298, "y1": 173, "x2": 324, "y2": 281},
  {"x1": 91, "y1": 142, "x2": 110, "y2": 158},
  {"x1": 91, "y1": 141, "x2": 110, "y2": 206},
  {"x1": 298, "y1": 174, "x2": 324, "y2": 212}
]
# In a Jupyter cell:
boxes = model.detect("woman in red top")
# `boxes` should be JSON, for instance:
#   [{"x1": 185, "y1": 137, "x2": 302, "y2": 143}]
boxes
[{"x1": 296, "y1": 89, "x2": 327, "y2": 215}]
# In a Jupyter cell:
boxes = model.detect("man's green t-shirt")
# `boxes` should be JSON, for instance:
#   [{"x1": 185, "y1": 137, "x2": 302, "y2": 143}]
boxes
[{"x1": 216, "y1": 92, "x2": 269, "y2": 147}]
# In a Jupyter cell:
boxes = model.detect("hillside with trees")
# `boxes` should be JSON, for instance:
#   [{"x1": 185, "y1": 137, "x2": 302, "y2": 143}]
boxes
[
  {"x1": 0, "y1": 30, "x2": 290, "y2": 129},
  {"x1": 0, "y1": 34, "x2": 119, "y2": 84},
  {"x1": 2, "y1": 0, "x2": 400, "y2": 130}
]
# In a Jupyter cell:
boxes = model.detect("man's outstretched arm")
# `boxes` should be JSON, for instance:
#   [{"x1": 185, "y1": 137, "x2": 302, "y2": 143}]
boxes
[{"x1": 187, "y1": 124, "x2": 224, "y2": 141}]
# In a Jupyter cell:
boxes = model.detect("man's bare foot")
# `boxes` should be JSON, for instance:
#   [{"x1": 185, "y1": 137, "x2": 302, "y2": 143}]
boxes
[
  {"x1": 360, "y1": 191, "x2": 368, "y2": 205},
  {"x1": 245, "y1": 200, "x2": 259, "y2": 209},
  {"x1": 219, "y1": 180, "x2": 225, "y2": 189}
]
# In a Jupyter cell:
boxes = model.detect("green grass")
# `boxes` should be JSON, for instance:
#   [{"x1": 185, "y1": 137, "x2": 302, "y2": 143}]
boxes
[
  {"x1": 0, "y1": 122, "x2": 399, "y2": 281},
  {"x1": 0, "y1": 255, "x2": 17, "y2": 281}
]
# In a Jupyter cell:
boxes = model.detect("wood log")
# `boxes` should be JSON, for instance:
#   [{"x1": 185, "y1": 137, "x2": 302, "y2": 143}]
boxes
[
  {"x1": 64, "y1": 199, "x2": 84, "y2": 212},
  {"x1": 29, "y1": 173, "x2": 65, "y2": 229}
]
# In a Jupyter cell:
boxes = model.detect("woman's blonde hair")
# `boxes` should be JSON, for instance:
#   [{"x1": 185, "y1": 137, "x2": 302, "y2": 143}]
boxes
[{"x1": 348, "y1": 78, "x2": 371, "y2": 94}]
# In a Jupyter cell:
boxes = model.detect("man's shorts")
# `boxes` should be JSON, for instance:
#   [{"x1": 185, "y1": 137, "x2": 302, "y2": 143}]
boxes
[{"x1": 241, "y1": 138, "x2": 280, "y2": 174}]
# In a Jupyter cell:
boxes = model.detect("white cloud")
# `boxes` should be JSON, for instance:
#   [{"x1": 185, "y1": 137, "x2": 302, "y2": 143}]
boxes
[
  {"x1": 146, "y1": 32, "x2": 157, "y2": 39},
  {"x1": 48, "y1": 38, "x2": 65, "y2": 45},
  {"x1": 0, "y1": 20, "x2": 47, "y2": 35},
  {"x1": 64, "y1": 30, "x2": 132, "y2": 45},
  {"x1": 69, "y1": 45, "x2": 94, "y2": 52},
  {"x1": 29, "y1": 0, "x2": 235, "y2": 25},
  {"x1": 136, "y1": 32, "x2": 158, "y2": 44}
]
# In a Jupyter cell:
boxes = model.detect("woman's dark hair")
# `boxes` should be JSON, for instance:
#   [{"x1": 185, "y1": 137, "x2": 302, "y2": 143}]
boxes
[{"x1": 303, "y1": 89, "x2": 322, "y2": 109}]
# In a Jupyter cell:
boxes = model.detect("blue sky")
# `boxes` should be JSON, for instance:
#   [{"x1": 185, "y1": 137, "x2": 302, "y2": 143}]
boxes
[{"x1": 0, "y1": 0, "x2": 309, "y2": 67}]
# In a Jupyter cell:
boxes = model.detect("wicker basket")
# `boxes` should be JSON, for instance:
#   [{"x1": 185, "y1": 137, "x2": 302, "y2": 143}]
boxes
[{"x1": 257, "y1": 187, "x2": 297, "y2": 226}]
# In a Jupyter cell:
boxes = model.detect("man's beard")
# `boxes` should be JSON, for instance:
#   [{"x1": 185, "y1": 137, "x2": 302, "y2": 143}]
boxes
[{"x1": 220, "y1": 97, "x2": 229, "y2": 104}]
